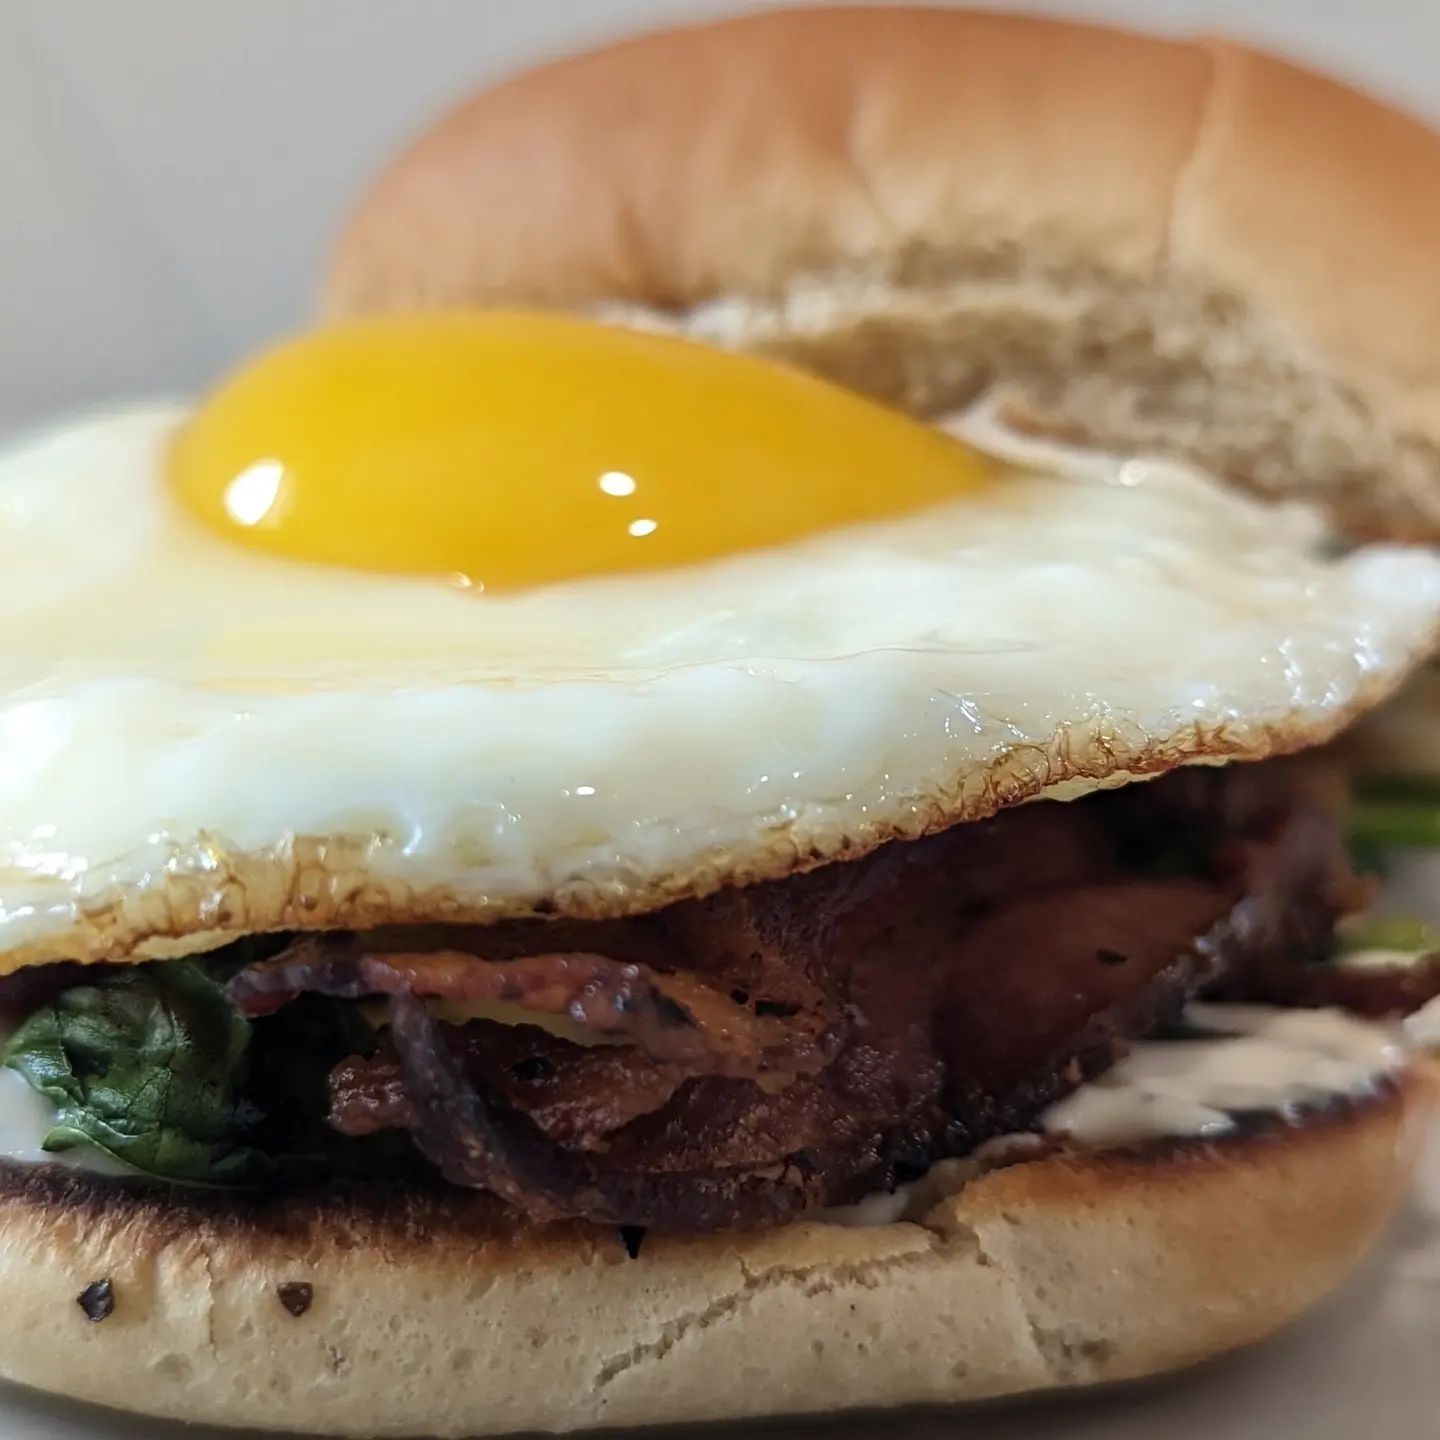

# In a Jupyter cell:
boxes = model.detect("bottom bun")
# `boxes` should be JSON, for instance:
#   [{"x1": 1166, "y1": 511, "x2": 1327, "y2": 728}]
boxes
[{"x1": 0, "y1": 1074, "x2": 1430, "y2": 1438}]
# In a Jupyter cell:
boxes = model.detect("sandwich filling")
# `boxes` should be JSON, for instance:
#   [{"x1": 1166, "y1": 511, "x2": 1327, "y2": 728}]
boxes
[
  {"x1": 0, "y1": 353, "x2": 1436, "y2": 1239},
  {"x1": 1, "y1": 753, "x2": 1433, "y2": 1233}
]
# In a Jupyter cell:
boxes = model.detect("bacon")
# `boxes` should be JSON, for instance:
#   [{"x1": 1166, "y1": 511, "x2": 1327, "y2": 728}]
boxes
[
  {"x1": 317, "y1": 872, "x2": 1239, "y2": 1231},
  {"x1": 373, "y1": 991, "x2": 833, "y2": 1229},
  {"x1": 331, "y1": 1025, "x2": 688, "y2": 1148},
  {"x1": 1212, "y1": 949, "x2": 1440, "y2": 1016},
  {"x1": 230, "y1": 941, "x2": 839, "y2": 1081},
  {"x1": 227, "y1": 756, "x2": 1377, "y2": 1232}
]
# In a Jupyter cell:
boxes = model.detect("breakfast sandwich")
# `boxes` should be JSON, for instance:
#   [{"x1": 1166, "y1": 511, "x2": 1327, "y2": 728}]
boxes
[{"x1": 1, "y1": 8, "x2": 1439, "y2": 1435}]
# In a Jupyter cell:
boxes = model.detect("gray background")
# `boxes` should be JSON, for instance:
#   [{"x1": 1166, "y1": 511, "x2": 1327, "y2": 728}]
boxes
[{"x1": 6, "y1": 0, "x2": 1440, "y2": 431}]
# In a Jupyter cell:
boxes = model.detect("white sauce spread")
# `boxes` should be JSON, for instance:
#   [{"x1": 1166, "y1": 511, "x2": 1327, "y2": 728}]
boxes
[
  {"x1": 820, "y1": 1003, "x2": 1408, "y2": 1227},
  {"x1": 0, "y1": 1068, "x2": 130, "y2": 1175},
  {"x1": 1406, "y1": 996, "x2": 1440, "y2": 1051},
  {"x1": 1042, "y1": 1003, "x2": 1403, "y2": 1146}
]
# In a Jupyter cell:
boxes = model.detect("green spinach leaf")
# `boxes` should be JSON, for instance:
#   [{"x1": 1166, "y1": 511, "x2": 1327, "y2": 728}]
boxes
[
  {"x1": 3, "y1": 952, "x2": 409, "y2": 1186},
  {"x1": 2, "y1": 960, "x2": 272, "y2": 1182}
]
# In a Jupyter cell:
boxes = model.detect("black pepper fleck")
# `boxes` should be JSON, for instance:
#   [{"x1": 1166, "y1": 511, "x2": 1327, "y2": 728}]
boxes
[
  {"x1": 754, "y1": 998, "x2": 800, "y2": 1018},
  {"x1": 77, "y1": 1279, "x2": 114, "y2": 1322},
  {"x1": 277, "y1": 1281, "x2": 314, "y2": 1317},
  {"x1": 1096, "y1": 948, "x2": 1128, "y2": 966},
  {"x1": 618, "y1": 1226, "x2": 647, "y2": 1260},
  {"x1": 890, "y1": 1152, "x2": 930, "y2": 1186},
  {"x1": 941, "y1": 1119, "x2": 972, "y2": 1151}
]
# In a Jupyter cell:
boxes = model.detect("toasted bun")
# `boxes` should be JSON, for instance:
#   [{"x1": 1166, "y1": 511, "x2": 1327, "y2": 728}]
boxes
[
  {"x1": 325, "y1": 7, "x2": 1440, "y2": 543},
  {"x1": 0, "y1": 1076, "x2": 1428, "y2": 1437}
]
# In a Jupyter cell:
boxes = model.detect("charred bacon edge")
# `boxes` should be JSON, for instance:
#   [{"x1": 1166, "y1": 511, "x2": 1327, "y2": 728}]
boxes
[{"x1": 227, "y1": 938, "x2": 840, "y2": 1080}]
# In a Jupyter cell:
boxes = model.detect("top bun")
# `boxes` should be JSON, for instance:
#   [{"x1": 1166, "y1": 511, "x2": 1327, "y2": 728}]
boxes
[{"x1": 323, "y1": 6, "x2": 1440, "y2": 542}]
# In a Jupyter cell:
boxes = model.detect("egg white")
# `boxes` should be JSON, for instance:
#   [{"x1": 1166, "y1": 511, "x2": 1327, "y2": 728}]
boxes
[{"x1": 0, "y1": 404, "x2": 1437, "y2": 961}]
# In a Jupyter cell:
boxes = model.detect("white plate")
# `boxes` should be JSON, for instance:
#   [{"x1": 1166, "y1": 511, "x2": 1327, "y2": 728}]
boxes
[{"x1": 1, "y1": 1126, "x2": 1434, "y2": 1440}]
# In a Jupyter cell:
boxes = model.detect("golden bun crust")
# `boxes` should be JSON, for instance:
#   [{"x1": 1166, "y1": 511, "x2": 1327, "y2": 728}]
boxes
[
  {"x1": 325, "y1": 7, "x2": 1440, "y2": 542},
  {"x1": 325, "y1": 8, "x2": 1210, "y2": 314},
  {"x1": 0, "y1": 1075, "x2": 1429, "y2": 1436}
]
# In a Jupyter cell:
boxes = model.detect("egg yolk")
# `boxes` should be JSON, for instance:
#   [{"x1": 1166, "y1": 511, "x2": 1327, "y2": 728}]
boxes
[{"x1": 171, "y1": 311, "x2": 988, "y2": 592}]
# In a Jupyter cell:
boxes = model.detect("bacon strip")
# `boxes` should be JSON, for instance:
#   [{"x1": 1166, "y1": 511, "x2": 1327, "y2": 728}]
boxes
[
  {"x1": 1213, "y1": 951, "x2": 1440, "y2": 1017},
  {"x1": 331, "y1": 1024, "x2": 688, "y2": 1148},
  {"x1": 381, "y1": 991, "x2": 841, "y2": 1230},
  {"x1": 229, "y1": 940, "x2": 840, "y2": 1081},
  {"x1": 223, "y1": 756, "x2": 1398, "y2": 1233}
]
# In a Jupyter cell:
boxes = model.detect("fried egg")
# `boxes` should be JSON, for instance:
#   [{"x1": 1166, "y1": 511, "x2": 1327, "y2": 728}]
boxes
[{"x1": 0, "y1": 312, "x2": 1437, "y2": 968}]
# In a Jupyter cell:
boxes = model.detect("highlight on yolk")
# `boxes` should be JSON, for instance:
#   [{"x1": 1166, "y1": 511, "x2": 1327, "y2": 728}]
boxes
[{"x1": 170, "y1": 311, "x2": 989, "y2": 593}]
